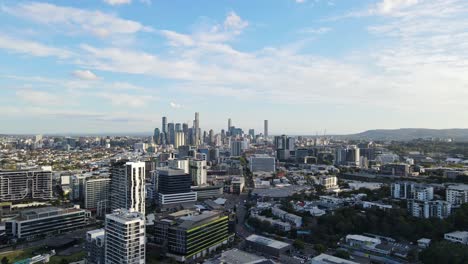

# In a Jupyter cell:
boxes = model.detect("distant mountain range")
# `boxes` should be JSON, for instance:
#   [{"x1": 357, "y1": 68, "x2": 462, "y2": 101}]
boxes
[{"x1": 342, "y1": 128, "x2": 468, "y2": 141}]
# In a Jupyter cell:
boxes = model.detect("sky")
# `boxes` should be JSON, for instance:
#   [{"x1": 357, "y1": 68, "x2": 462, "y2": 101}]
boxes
[{"x1": 1, "y1": 0, "x2": 467, "y2": 135}]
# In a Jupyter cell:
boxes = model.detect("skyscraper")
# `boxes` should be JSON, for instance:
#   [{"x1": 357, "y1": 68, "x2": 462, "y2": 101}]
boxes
[
  {"x1": 105, "y1": 209, "x2": 145, "y2": 264},
  {"x1": 175, "y1": 123, "x2": 182, "y2": 132},
  {"x1": 175, "y1": 131, "x2": 185, "y2": 148},
  {"x1": 194, "y1": 112, "x2": 200, "y2": 146},
  {"x1": 168, "y1": 123, "x2": 175, "y2": 145},
  {"x1": 228, "y1": 118, "x2": 232, "y2": 131},
  {"x1": 264, "y1": 120, "x2": 268, "y2": 138},
  {"x1": 153, "y1": 128, "x2": 160, "y2": 144},
  {"x1": 110, "y1": 161, "x2": 146, "y2": 215},
  {"x1": 162, "y1": 116, "x2": 167, "y2": 135}
]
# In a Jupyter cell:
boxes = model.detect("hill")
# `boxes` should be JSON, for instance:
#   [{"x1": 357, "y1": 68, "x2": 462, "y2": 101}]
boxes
[{"x1": 343, "y1": 128, "x2": 468, "y2": 141}]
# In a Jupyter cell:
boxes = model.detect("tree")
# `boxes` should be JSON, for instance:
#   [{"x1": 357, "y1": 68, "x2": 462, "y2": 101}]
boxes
[
  {"x1": 334, "y1": 250, "x2": 350, "y2": 260},
  {"x1": 293, "y1": 239, "x2": 305, "y2": 250},
  {"x1": 1, "y1": 257, "x2": 9, "y2": 264},
  {"x1": 314, "y1": 244, "x2": 326, "y2": 254}
]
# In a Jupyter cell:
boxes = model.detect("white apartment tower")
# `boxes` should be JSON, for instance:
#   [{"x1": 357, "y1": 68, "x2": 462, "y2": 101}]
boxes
[
  {"x1": 105, "y1": 209, "x2": 145, "y2": 264},
  {"x1": 110, "y1": 161, "x2": 146, "y2": 215}
]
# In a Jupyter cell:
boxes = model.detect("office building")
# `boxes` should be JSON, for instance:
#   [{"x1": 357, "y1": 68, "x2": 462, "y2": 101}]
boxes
[
  {"x1": 264, "y1": 120, "x2": 268, "y2": 138},
  {"x1": 5, "y1": 206, "x2": 90, "y2": 239},
  {"x1": 230, "y1": 139, "x2": 248, "y2": 157},
  {"x1": 335, "y1": 145, "x2": 360, "y2": 167},
  {"x1": 191, "y1": 185, "x2": 223, "y2": 200},
  {"x1": 381, "y1": 163, "x2": 411, "y2": 177},
  {"x1": 391, "y1": 182, "x2": 434, "y2": 201},
  {"x1": 156, "y1": 211, "x2": 232, "y2": 262},
  {"x1": 245, "y1": 234, "x2": 291, "y2": 257},
  {"x1": 85, "y1": 229, "x2": 105, "y2": 264},
  {"x1": 189, "y1": 159, "x2": 207, "y2": 186},
  {"x1": 105, "y1": 209, "x2": 145, "y2": 264},
  {"x1": 84, "y1": 177, "x2": 111, "y2": 215},
  {"x1": 249, "y1": 155, "x2": 275, "y2": 173},
  {"x1": 446, "y1": 184, "x2": 468, "y2": 206},
  {"x1": 228, "y1": 118, "x2": 232, "y2": 133},
  {"x1": 156, "y1": 168, "x2": 196, "y2": 205},
  {"x1": 110, "y1": 161, "x2": 146, "y2": 215},
  {"x1": 407, "y1": 200, "x2": 451, "y2": 219},
  {"x1": 0, "y1": 168, "x2": 53, "y2": 202},
  {"x1": 274, "y1": 135, "x2": 294, "y2": 161}
]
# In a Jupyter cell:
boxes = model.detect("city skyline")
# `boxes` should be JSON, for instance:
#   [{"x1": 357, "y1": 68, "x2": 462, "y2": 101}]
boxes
[{"x1": 1, "y1": 0, "x2": 468, "y2": 134}]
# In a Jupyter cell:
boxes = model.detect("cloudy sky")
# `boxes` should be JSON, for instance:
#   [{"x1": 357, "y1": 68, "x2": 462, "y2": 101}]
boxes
[{"x1": 1, "y1": 0, "x2": 467, "y2": 135}]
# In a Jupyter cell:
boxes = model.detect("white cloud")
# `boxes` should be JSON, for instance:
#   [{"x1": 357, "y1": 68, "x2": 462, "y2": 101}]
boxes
[
  {"x1": 376, "y1": 0, "x2": 419, "y2": 15},
  {"x1": 103, "y1": 0, "x2": 132, "y2": 6},
  {"x1": 160, "y1": 30, "x2": 194, "y2": 47},
  {"x1": 170, "y1": 102, "x2": 182, "y2": 109},
  {"x1": 0, "y1": 34, "x2": 72, "y2": 58},
  {"x1": 224, "y1": 12, "x2": 248, "y2": 33},
  {"x1": 97, "y1": 93, "x2": 156, "y2": 107},
  {"x1": 16, "y1": 90, "x2": 64, "y2": 106},
  {"x1": 299, "y1": 27, "x2": 331, "y2": 34},
  {"x1": 3, "y1": 2, "x2": 153, "y2": 37},
  {"x1": 295, "y1": 0, "x2": 306, "y2": 3},
  {"x1": 72, "y1": 70, "x2": 99, "y2": 81}
]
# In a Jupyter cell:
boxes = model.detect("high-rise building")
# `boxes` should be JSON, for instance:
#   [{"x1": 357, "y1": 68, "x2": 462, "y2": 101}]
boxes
[
  {"x1": 168, "y1": 123, "x2": 175, "y2": 145},
  {"x1": 248, "y1": 129, "x2": 255, "y2": 138},
  {"x1": 84, "y1": 177, "x2": 111, "y2": 215},
  {"x1": 391, "y1": 182, "x2": 433, "y2": 201},
  {"x1": 264, "y1": 120, "x2": 268, "y2": 138},
  {"x1": 175, "y1": 131, "x2": 186, "y2": 148},
  {"x1": 110, "y1": 161, "x2": 146, "y2": 215},
  {"x1": 446, "y1": 184, "x2": 468, "y2": 206},
  {"x1": 175, "y1": 123, "x2": 182, "y2": 132},
  {"x1": 230, "y1": 139, "x2": 247, "y2": 157},
  {"x1": 194, "y1": 112, "x2": 200, "y2": 146},
  {"x1": 407, "y1": 200, "x2": 451, "y2": 219},
  {"x1": 86, "y1": 229, "x2": 105, "y2": 264},
  {"x1": 155, "y1": 168, "x2": 196, "y2": 205},
  {"x1": 0, "y1": 168, "x2": 53, "y2": 202},
  {"x1": 162, "y1": 116, "x2": 168, "y2": 141},
  {"x1": 189, "y1": 159, "x2": 207, "y2": 186},
  {"x1": 153, "y1": 128, "x2": 160, "y2": 144},
  {"x1": 274, "y1": 135, "x2": 295, "y2": 161},
  {"x1": 335, "y1": 145, "x2": 360, "y2": 167},
  {"x1": 105, "y1": 209, "x2": 145, "y2": 264}
]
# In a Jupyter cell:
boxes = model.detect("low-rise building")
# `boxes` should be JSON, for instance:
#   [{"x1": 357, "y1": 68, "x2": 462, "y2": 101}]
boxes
[
  {"x1": 311, "y1": 254, "x2": 359, "y2": 264},
  {"x1": 6, "y1": 206, "x2": 90, "y2": 239},
  {"x1": 444, "y1": 231, "x2": 468, "y2": 245},
  {"x1": 249, "y1": 155, "x2": 276, "y2": 173},
  {"x1": 319, "y1": 175, "x2": 339, "y2": 190},
  {"x1": 250, "y1": 214, "x2": 292, "y2": 232},
  {"x1": 271, "y1": 207, "x2": 302, "y2": 228},
  {"x1": 362, "y1": 201, "x2": 392, "y2": 211},
  {"x1": 191, "y1": 185, "x2": 223, "y2": 200},
  {"x1": 245, "y1": 234, "x2": 291, "y2": 257}
]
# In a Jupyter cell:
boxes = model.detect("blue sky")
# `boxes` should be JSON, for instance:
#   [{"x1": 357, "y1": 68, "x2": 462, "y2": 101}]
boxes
[{"x1": 1, "y1": 0, "x2": 467, "y2": 135}]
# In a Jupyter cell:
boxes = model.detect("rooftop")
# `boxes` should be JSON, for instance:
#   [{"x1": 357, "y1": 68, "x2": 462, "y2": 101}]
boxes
[
  {"x1": 220, "y1": 249, "x2": 266, "y2": 264},
  {"x1": 246, "y1": 234, "x2": 290, "y2": 249},
  {"x1": 178, "y1": 211, "x2": 223, "y2": 229},
  {"x1": 447, "y1": 184, "x2": 468, "y2": 191},
  {"x1": 311, "y1": 253, "x2": 359, "y2": 264}
]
